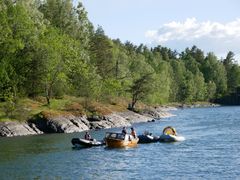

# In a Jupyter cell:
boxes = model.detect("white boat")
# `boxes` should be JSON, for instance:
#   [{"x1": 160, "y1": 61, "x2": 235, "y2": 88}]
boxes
[{"x1": 159, "y1": 126, "x2": 185, "y2": 142}]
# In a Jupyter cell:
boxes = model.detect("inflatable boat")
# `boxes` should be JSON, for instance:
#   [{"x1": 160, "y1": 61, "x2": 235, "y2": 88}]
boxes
[
  {"x1": 138, "y1": 133, "x2": 160, "y2": 143},
  {"x1": 159, "y1": 126, "x2": 185, "y2": 142},
  {"x1": 71, "y1": 138, "x2": 104, "y2": 147},
  {"x1": 159, "y1": 134, "x2": 185, "y2": 142}
]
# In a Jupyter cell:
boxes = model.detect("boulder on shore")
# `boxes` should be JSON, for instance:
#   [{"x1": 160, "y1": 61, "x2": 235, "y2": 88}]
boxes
[
  {"x1": 0, "y1": 121, "x2": 42, "y2": 137},
  {"x1": 89, "y1": 113, "x2": 131, "y2": 129},
  {"x1": 32, "y1": 114, "x2": 90, "y2": 133}
]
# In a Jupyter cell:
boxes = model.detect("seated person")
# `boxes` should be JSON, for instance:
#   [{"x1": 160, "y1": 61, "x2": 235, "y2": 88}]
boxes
[
  {"x1": 122, "y1": 127, "x2": 127, "y2": 135},
  {"x1": 130, "y1": 127, "x2": 137, "y2": 138},
  {"x1": 84, "y1": 132, "x2": 92, "y2": 140}
]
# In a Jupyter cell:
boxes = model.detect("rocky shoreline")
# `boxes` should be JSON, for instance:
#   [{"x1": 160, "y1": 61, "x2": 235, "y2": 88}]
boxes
[{"x1": 0, "y1": 107, "x2": 176, "y2": 137}]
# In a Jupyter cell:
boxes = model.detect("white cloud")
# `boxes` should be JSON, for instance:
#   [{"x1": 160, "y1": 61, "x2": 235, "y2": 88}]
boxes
[{"x1": 146, "y1": 18, "x2": 240, "y2": 59}]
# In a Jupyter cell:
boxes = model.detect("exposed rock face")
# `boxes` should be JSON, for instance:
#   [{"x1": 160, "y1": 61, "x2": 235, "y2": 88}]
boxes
[
  {"x1": 0, "y1": 122, "x2": 42, "y2": 137},
  {"x1": 117, "y1": 111, "x2": 152, "y2": 123},
  {"x1": 33, "y1": 114, "x2": 90, "y2": 133},
  {"x1": 141, "y1": 107, "x2": 176, "y2": 119},
  {"x1": 0, "y1": 107, "x2": 175, "y2": 137},
  {"x1": 89, "y1": 113, "x2": 131, "y2": 129}
]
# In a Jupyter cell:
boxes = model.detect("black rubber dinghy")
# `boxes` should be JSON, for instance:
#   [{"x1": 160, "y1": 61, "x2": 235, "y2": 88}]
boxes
[
  {"x1": 138, "y1": 134, "x2": 160, "y2": 143},
  {"x1": 71, "y1": 138, "x2": 105, "y2": 147}
]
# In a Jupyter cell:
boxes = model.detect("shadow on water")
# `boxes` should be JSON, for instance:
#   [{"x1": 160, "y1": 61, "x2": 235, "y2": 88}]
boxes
[
  {"x1": 0, "y1": 133, "x2": 71, "y2": 163},
  {"x1": 103, "y1": 146, "x2": 138, "y2": 151},
  {"x1": 71, "y1": 146, "x2": 92, "y2": 150}
]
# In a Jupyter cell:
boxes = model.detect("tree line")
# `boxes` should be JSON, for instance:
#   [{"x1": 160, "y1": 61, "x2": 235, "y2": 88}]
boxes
[{"x1": 1, "y1": 0, "x2": 240, "y2": 110}]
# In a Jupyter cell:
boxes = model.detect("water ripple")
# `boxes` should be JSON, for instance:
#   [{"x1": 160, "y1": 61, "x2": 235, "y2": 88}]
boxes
[{"x1": 0, "y1": 106, "x2": 240, "y2": 179}]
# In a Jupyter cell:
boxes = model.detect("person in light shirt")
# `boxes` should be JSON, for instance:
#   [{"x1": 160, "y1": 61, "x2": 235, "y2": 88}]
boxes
[{"x1": 130, "y1": 127, "x2": 137, "y2": 138}]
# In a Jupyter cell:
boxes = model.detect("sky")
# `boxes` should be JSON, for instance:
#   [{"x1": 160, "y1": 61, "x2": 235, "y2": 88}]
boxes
[{"x1": 76, "y1": 0, "x2": 240, "y2": 59}]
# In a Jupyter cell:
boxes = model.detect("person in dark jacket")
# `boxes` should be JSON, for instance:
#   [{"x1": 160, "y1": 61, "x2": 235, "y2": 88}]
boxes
[
  {"x1": 84, "y1": 132, "x2": 91, "y2": 140},
  {"x1": 122, "y1": 127, "x2": 127, "y2": 135}
]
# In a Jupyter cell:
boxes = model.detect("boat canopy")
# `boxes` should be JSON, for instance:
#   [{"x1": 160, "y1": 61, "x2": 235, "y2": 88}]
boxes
[
  {"x1": 105, "y1": 132, "x2": 125, "y2": 140},
  {"x1": 162, "y1": 126, "x2": 177, "y2": 135}
]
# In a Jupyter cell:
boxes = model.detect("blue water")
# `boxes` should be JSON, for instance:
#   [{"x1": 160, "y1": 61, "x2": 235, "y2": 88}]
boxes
[{"x1": 0, "y1": 107, "x2": 240, "y2": 179}]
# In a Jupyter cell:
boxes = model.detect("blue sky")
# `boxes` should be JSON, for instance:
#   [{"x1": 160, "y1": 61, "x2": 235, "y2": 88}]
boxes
[{"x1": 77, "y1": 0, "x2": 240, "y2": 59}]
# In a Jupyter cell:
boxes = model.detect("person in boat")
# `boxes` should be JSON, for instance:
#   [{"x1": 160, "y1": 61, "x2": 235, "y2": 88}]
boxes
[
  {"x1": 84, "y1": 131, "x2": 92, "y2": 140},
  {"x1": 131, "y1": 127, "x2": 137, "y2": 138},
  {"x1": 122, "y1": 127, "x2": 127, "y2": 135}
]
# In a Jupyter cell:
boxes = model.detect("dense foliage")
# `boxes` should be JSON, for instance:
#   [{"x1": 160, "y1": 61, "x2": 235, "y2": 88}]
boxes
[{"x1": 1, "y1": 0, "x2": 240, "y2": 109}]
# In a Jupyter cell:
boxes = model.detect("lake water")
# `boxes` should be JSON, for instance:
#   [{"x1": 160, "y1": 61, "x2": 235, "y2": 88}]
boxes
[{"x1": 0, "y1": 106, "x2": 240, "y2": 179}]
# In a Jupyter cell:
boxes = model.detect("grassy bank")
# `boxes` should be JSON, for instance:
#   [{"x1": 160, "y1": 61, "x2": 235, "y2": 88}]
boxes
[
  {"x1": 0, "y1": 96, "x2": 149, "y2": 122},
  {"x1": 0, "y1": 95, "x2": 218, "y2": 123}
]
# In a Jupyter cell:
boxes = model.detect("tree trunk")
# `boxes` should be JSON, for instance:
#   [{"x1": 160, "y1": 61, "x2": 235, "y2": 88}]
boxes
[
  {"x1": 45, "y1": 83, "x2": 52, "y2": 105},
  {"x1": 46, "y1": 95, "x2": 50, "y2": 105},
  {"x1": 130, "y1": 95, "x2": 137, "y2": 111}
]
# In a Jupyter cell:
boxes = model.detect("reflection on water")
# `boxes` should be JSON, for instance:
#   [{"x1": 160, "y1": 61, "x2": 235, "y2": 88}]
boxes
[
  {"x1": 0, "y1": 134, "x2": 65, "y2": 163},
  {"x1": 0, "y1": 106, "x2": 240, "y2": 179}
]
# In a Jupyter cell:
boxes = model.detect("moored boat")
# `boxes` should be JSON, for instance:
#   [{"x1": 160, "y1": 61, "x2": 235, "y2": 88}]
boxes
[
  {"x1": 105, "y1": 132, "x2": 139, "y2": 148},
  {"x1": 71, "y1": 138, "x2": 104, "y2": 148},
  {"x1": 138, "y1": 132, "x2": 160, "y2": 143},
  {"x1": 159, "y1": 134, "x2": 185, "y2": 142},
  {"x1": 159, "y1": 126, "x2": 185, "y2": 142}
]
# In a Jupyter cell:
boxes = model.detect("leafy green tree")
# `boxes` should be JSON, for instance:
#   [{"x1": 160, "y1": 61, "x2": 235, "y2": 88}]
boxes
[
  {"x1": 148, "y1": 61, "x2": 173, "y2": 104},
  {"x1": 194, "y1": 72, "x2": 206, "y2": 101},
  {"x1": 38, "y1": 28, "x2": 68, "y2": 104},
  {"x1": 74, "y1": 2, "x2": 94, "y2": 50},
  {"x1": 90, "y1": 26, "x2": 114, "y2": 79},
  {"x1": 128, "y1": 73, "x2": 154, "y2": 110},
  {"x1": 223, "y1": 51, "x2": 235, "y2": 67},
  {"x1": 39, "y1": 0, "x2": 73, "y2": 31},
  {"x1": 202, "y1": 53, "x2": 227, "y2": 98},
  {"x1": 206, "y1": 81, "x2": 216, "y2": 101},
  {"x1": 1, "y1": 0, "x2": 240, "y2": 110},
  {"x1": 181, "y1": 71, "x2": 196, "y2": 102},
  {"x1": 227, "y1": 65, "x2": 240, "y2": 93},
  {"x1": 66, "y1": 40, "x2": 101, "y2": 99},
  {"x1": 223, "y1": 52, "x2": 240, "y2": 94},
  {"x1": 0, "y1": 1, "x2": 39, "y2": 98},
  {"x1": 183, "y1": 55, "x2": 200, "y2": 75},
  {"x1": 169, "y1": 60, "x2": 186, "y2": 102}
]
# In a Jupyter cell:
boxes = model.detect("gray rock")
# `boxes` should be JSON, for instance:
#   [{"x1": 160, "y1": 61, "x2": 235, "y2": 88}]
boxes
[
  {"x1": 33, "y1": 114, "x2": 90, "y2": 133},
  {"x1": 89, "y1": 113, "x2": 131, "y2": 130},
  {"x1": 0, "y1": 122, "x2": 39, "y2": 137},
  {"x1": 105, "y1": 113, "x2": 131, "y2": 127},
  {"x1": 117, "y1": 111, "x2": 153, "y2": 123},
  {"x1": 88, "y1": 115, "x2": 104, "y2": 122},
  {"x1": 29, "y1": 123, "x2": 43, "y2": 134},
  {"x1": 141, "y1": 107, "x2": 175, "y2": 119}
]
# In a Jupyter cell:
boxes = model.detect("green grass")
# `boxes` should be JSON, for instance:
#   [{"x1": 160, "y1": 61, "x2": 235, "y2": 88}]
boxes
[
  {"x1": 48, "y1": 98, "x2": 71, "y2": 110},
  {"x1": 0, "y1": 96, "x2": 99, "y2": 122},
  {"x1": 0, "y1": 117, "x2": 12, "y2": 122},
  {"x1": 0, "y1": 96, "x2": 156, "y2": 122}
]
